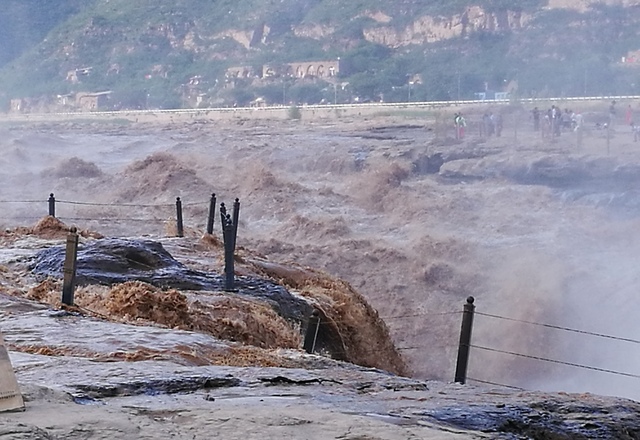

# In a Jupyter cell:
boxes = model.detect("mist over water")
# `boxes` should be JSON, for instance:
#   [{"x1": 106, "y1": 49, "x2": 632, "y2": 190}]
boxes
[{"x1": 2, "y1": 117, "x2": 640, "y2": 401}]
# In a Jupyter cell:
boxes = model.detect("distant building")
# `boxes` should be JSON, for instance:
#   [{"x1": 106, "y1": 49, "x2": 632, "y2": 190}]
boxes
[
  {"x1": 66, "y1": 67, "x2": 93, "y2": 84},
  {"x1": 225, "y1": 66, "x2": 256, "y2": 79},
  {"x1": 75, "y1": 91, "x2": 112, "y2": 111},
  {"x1": 9, "y1": 99, "x2": 26, "y2": 113},
  {"x1": 223, "y1": 66, "x2": 256, "y2": 89},
  {"x1": 56, "y1": 94, "x2": 74, "y2": 107},
  {"x1": 474, "y1": 91, "x2": 510, "y2": 101},
  {"x1": 182, "y1": 76, "x2": 207, "y2": 106},
  {"x1": 250, "y1": 97, "x2": 267, "y2": 107},
  {"x1": 262, "y1": 59, "x2": 341, "y2": 79}
]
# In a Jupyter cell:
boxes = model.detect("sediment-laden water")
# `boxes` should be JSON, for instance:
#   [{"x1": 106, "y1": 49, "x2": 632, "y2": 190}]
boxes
[{"x1": 2, "y1": 112, "x2": 640, "y2": 401}]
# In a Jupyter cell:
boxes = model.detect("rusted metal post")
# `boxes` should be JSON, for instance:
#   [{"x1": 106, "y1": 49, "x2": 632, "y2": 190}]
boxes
[
  {"x1": 232, "y1": 198, "x2": 240, "y2": 248},
  {"x1": 176, "y1": 197, "x2": 184, "y2": 237},
  {"x1": 48, "y1": 193, "x2": 55, "y2": 217},
  {"x1": 303, "y1": 310, "x2": 321, "y2": 354},
  {"x1": 220, "y1": 203, "x2": 236, "y2": 291},
  {"x1": 454, "y1": 296, "x2": 475, "y2": 384},
  {"x1": 206, "y1": 193, "x2": 216, "y2": 235},
  {"x1": 61, "y1": 228, "x2": 79, "y2": 306}
]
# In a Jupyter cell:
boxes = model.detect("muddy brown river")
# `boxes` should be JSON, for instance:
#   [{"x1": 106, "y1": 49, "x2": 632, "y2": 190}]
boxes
[{"x1": 1, "y1": 109, "x2": 640, "y2": 405}]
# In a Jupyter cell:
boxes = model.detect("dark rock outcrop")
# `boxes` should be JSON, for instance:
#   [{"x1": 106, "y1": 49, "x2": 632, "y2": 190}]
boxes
[{"x1": 30, "y1": 238, "x2": 313, "y2": 323}]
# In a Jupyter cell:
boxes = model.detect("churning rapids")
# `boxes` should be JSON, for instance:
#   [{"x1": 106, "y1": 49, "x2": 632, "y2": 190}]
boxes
[{"x1": 1, "y1": 109, "x2": 640, "y2": 415}]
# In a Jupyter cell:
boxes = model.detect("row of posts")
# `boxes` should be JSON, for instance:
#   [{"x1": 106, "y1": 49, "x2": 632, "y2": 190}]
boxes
[
  {"x1": 301, "y1": 297, "x2": 476, "y2": 382},
  {"x1": 61, "y1": 231, "x2": 474, "y2": 384},
  {"x1": 53, "y1": 190, "x2": 320, "y2": 359},
  {"x1": 52, "y1": 190, "x2": 475, "y2": 382},
  {"x1": 59, "y1": 195, "x2": 241, "y2": 306},
  {"x1": 48, "y1": 193, "x2": 224, "y2": 239}
]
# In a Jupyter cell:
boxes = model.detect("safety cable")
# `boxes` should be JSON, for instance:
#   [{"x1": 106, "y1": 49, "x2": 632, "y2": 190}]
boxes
[
  {"x1": 475, "y1": 311, "x2": 640, "y2": 345},
  {"x1": 383, "y1": 311, "x2": 462, "y2": 320},
  {"x1": 466, "y1": 377, "x2": 524, "y2": 390},
  {"x1": 0, "y1": 200, "x2": 46, "y2": 204},
  {"x1": 57, "y1": 199, "x2": 174, "y2": 208},
  {"x1": 57, "y1": 217, "x2": 166, "y2": 223},
  {"x1": 471, "y1": 344, "x2": 640, "y2": 380}
]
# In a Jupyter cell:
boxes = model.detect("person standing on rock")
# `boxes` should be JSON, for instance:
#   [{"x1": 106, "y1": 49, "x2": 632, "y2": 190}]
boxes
[
  {"x1": 541, "y1": 112, "x2": 550, "y2": 138},
  {"x1": 495, "y1": 113, "x2": 503, "y2": 137},
  {"x1": 457, "y1": 113, "x2": 466, "y2": 139},
  {"x1": 489, "y1": 112, "x2": 497, "y2": 137},
  {"x1": 483, "y1": 113, "x2": 493, "y2": 137},
  {"x1": 573, "y1": 111, "x2": 584, "y2": 131},
  {"x1": 532, "y1": 107, "x2": 540, "y2": 131},
  {"x1": 551, "y1": 105, "x2": 561, "y2": 136},
  {"x1": 574, "y1": 111, "x2": 584, "y2": 149}
]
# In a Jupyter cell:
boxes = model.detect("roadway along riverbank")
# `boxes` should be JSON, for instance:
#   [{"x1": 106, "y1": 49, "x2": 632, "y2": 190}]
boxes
[{"x1": 1, "y1": 96, "x2": 637, "y2": 124}]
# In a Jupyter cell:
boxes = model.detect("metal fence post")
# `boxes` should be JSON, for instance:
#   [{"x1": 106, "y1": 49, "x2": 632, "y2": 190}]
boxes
[
  {"x1": 206, "y1": 193, "x2": 216, "y2": 235},
  {"x1": 454, "y1": 296, "x2": 475, "y2": 384},
  {"x1": 232, "y1": 198, "x2": 240, "y2": 248},
  {"x1": 48, "y1": 193, "x2": 55, "y2": 217},
  {"x1": 176, "y1": 197, "x2": 184, "y2": 237},
  {"x1": 220, "y1": 202, "x2": 237, "y2": 291},
  {"x1": 303, "y1": 310, "x2": 321, "y2": 353},
  {"x1": 62, "y1": 228, "x2": 79, "y2": 306}
]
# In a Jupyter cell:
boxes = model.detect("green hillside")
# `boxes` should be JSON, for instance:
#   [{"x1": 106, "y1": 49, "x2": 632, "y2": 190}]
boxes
[
  {"x1": 0, "y1": 0, "x2": 94, "y2": 67},
  {"x1": 0, "y1": 0, "x2": 638, "y2": 110}
]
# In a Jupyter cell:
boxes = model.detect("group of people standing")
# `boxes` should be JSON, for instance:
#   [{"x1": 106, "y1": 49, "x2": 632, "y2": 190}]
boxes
[
  {"x1": 481, "y1": 112, "x2": 503, "y2": 138},
  {"x1": 450, "y1": 102, "x2": 640, "y2": 142},
  {"x1": 453, "y1": 112, "x2": 503, "y2": 140},
  {"x1": 532, "y1": 106, "x2": 583, "y2": 138}
]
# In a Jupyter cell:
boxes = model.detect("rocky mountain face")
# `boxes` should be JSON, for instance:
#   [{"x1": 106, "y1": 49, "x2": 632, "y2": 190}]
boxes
[{"x1": 0, "y1": 0, "x2": 638, "y2": 108}]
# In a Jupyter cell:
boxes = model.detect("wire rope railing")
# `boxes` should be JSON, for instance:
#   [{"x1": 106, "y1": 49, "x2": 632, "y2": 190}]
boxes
[
  {"x1": 466, "y1": 377, "x2": 524, "y2": 390},
  {"x1": 56, "y1": 199, "x2": 175, "y2": 208},
  {"x1": 0, "y1": 193, "x2": 220, "y2": 237},
  {"x1": 384, "y1": 296, "x2": 640, "y2": 393},
  {"x1": 48, "y1": 194, "x2": 241, "y2": 306},
  {"x1": 382, "y1": 311, "x2": 462, "y2": 320},
  {"x1": 11, "y1": 195, "x2": 640, "y2": 394},
  {"x1": 475, "y1": 311, "x2": 640, "y2": 345},
  {"x1": 471, "y1": 345, "x2": 640, "y2": 380}
]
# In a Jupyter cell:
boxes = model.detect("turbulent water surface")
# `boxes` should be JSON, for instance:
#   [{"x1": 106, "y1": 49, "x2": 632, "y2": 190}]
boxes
[{"x1": 2, "y1": 111, "x2": 640, "y2": 401}]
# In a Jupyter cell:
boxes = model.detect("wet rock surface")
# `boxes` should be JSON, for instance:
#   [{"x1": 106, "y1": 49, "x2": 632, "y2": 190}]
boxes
[
  {"x1": 73, "y1": 375, "x2": 242, "y2": 399},
  {"x1": 6, "y1": 351, "x2": 640, "y2": 439},
  {"x1": 434, "y1": 145, "x2": 640, "y2": 189},
  {"x1": 29, "y1": 238, "x2": 313, "y2": 322},
  {"x1": 420, "y1": 402, "x2": 640, "y2": 439},
  {"x1": 2, "y1": 286, "x2": 638, "y2": 439},
  {"x1": 4, "y1": 118, "x2": 640, "y2": 438},
  {"x1": 422, "y1": 143, "x2": 640, "y2": 212},
  {"x1": 6, "y1": 285, "x2": 637, "y2": 439}
]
